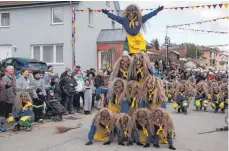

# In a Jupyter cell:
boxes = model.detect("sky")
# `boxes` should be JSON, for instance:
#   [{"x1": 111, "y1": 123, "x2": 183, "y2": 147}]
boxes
[{"x1": 118, "y1": 1, "x2": 229, "y2": 51}]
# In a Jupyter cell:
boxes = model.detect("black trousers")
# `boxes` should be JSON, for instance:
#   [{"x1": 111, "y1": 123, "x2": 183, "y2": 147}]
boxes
[
  {"x1": 0, "y1": 102, "x2": 13, "y2": 118},
  {"x1": 33, "y1": 99, "x2": 44, "y2": 121},
  {"x1": 63, "y1": 95, "x2": 74, "y2": 112},
  {"x1": 73, "y1": 92, "x2": 84, "y2": 108}
]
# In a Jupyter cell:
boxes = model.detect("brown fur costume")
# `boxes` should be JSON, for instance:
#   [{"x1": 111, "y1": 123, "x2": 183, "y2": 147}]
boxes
[
  {"x1": 132, "y1": 52, "x2": 150, "y2": 83},
  {"x1": 148, "y1": 108, "x2": 174, "y2": 138},
  {"x1": 132, "y1": 108, "x2": 150, "y2": 132},
  {"x1": 115, "y1": 113, "x2": 133, "y2": 138},
  {"x1": 13, "y1": 92, "x2": 32, "y2": 114},
  {"x1": 110, "y1": 55, "x2": 132, "y2": 81},
  {"x1": 107, "y1": 78, "x2": 128, "y2": 105},
  {"x1": 195, "y1": 82, "x2": 208, "y2": 96},
  {"x1": 143, "y1": 75, "x2": 166, "y2": 109},
  {"x1": 93, "y1": 108, "x2": 116, "y2": 132},
  {"x1": 127, "y1": 80, "x2": 143, "y2": 115}
]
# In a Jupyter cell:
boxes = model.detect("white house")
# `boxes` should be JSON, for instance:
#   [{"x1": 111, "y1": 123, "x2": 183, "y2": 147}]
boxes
[{"x1": 0, "y1": 1, "x2": 121, "y2": 73}]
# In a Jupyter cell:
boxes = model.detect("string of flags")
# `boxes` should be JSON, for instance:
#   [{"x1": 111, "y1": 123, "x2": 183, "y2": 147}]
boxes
[
  {"x1": 75, "y1": 3, "x2": 228, "y2": 12},
  {"x1": 173, "y1": 28, "x2": 228, "y2": 34},
  {"x1": 208, "y1": 44, "x2": 229, "y2": 47},
  {"x1": 167, "y1": 16, "x2": 229, "y2": 28}
]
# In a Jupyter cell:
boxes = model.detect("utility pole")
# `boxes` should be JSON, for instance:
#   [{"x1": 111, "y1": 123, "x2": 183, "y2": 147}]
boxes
[{"x1": 165, "y1": 26, "x2": 170, "y2": 66}]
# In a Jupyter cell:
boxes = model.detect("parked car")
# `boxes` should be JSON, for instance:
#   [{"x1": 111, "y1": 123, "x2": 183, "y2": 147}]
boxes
[{"x1": 1, "y1": 58, "x2": 48, "y2": 79}]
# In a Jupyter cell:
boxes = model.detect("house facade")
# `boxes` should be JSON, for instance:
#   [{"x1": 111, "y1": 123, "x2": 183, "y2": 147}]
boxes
[
  {"x1": 0, "y1": 1, "x2": 120, "y2": 74},
  {"x1": 202, "y1": 48, "x2": 221, "y2": 70}
]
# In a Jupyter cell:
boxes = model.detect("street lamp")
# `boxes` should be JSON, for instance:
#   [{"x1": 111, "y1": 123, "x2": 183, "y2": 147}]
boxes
[{"x1": 164, "y1": 36, "x2": 170, "y2": 66}]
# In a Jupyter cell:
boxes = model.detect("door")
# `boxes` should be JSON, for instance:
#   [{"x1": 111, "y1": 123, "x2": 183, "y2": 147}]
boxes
[{"x1": 0, "y1": 46, "x2": 12, "y2": 61}]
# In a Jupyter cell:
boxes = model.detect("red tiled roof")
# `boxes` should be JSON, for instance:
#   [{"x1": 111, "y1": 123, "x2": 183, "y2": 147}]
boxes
[{"x1": 160, "y1": 49, "x2": 186, "y2": 58}]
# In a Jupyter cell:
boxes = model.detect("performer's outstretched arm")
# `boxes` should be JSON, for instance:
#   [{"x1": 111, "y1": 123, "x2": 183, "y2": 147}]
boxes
[
  {"x1": 102, "y1": 9, "x2": 123, "y2": 25},
  {"x1": 142, "y1": 6, "x2": 164, "y2": 23}
]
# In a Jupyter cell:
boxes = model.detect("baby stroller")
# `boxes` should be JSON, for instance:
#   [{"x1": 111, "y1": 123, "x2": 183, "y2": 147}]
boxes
[{"x1": 45, "y1": 90, "x2": 66, "y2": 121}]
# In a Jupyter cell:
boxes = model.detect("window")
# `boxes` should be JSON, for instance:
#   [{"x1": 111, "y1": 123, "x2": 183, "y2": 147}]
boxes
[
  {"x1": 88, "y1": 8, "x2": 93, "y2": 26},
  {"x1": 52, "y1": 7, "x2": 64, "y2": 24},
  {"x1": 0, "y1": 12, "x2": 10, "y2": 27},
  {"x1": 106, "y1": 1, "x2": 110, "y2": 7},
  {"x1": 31, "y1": 44, "x2": 63, "y2": 64},
  {"x1": 100, "y1": 51, "x2": 112, "y2": 70},
  {"x1": 112, "y1": 21, "x2": 115, "y2": 29}
]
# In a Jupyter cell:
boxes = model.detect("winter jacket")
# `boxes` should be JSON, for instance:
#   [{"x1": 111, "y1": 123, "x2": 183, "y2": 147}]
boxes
[
  {"x1": 59, "y1": 76, "x2": 77, "y2": 96},
  {"x1": 2, "y1": 72, "x2": 16, "y2": 104},
  {"x1": 31, "y1": 78, "x2": 46, "y2": 96},
  {"x1": 43, "y1": 72, "x2": 55, "y2": 91},
  {"x1": 16, "y1": 76, "x2": 37, "y2": 98},
  {"x1": 94, "y1": 75, "x2": 104, "y2": 88}
]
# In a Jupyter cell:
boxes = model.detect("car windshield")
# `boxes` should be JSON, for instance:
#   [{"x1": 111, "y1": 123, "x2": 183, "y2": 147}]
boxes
[{"x1": 28, "y1": 62, "x2": 47, "y2": 69}]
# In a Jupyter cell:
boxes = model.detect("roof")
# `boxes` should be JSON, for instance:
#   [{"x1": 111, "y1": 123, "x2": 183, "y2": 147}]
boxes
[{"x1": 97, "y1": 29, "x2": 126, "y2": 43}]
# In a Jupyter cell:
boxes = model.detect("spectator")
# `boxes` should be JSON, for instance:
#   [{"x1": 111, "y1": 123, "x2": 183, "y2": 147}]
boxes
[
  {"x1": 60, "y1": 70, "x2": 77, "y2": 114},
  {"x1": 0, "y1": 71, "x2": 7, "y2": 117},
  {"x1": 2, "y1": 66, "x2": 16, "y2": 118},
  {"x1": 60, "y1": 67, "x2": 71, "y2": 80},
  {"x1": 50, "y1": 75, "x2": 61, "y2": 99},
  {"x1": 103, "y1": 70, "x2": 109, "y2": 86},
  {"x1": 83, "y1": 79, "x2": 95, "y2": 115},
  {"x1": 16, "y1": 69, "x2": 37, "y2": 99},
  {"x1": 33, "y1": 88, "x2": 45, "y2": 122},
  {"x1": 107, "y1": 67, "x2": 112, "y2": 76},
  {"x1": 94, "y1": 70, "x2": 104, "y2": 88},
  {"x1": 31, "y1": 70, "x2": 46, "y2": 96},
  {"x1": 73, "y1": 69, "x2": 84, "y2": 113},
  {"x1": 43, "y1": 65, "x2": 55, "y2": 91}
]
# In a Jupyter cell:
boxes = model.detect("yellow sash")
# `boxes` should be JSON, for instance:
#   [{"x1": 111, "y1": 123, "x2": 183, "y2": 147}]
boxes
[
  {"x1": 127, "y1": 33, "x2": 146, "y2": 54},
  {"x1": 108, "y1": 96, "x2": 120, "y2": 113},
  {"x1": 94, "y1": 127, "x2": 109, "y2": 141},
  {"x1": 119, "y1": 69, "x2": 128, "y2": 79},
  {"x1": 131, "y1": 98, "x2": 137, "y2": 109}
]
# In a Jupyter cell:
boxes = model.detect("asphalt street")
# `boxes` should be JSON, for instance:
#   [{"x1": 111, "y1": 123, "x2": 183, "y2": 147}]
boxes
[{"x1": 0, "y1": 103, "x2": 228, "y2": 151}]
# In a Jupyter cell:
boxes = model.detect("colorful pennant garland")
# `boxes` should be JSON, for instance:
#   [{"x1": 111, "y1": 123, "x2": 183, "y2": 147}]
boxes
[
  {"x1": 173, "y1": 28, "x2": 228, "y2": 34},
  {"x1": 208, "y1": 44, "x2": 229, "y2": 47},
  {"x1": 167, "y1": 16, "x2": 228, "y2": 28},
  {"x1": 75, "y1": 3, "x2": 228, "y2": 12}
]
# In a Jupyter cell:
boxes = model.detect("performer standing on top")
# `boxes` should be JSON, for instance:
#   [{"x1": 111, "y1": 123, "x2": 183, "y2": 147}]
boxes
[{"x1": 102, "y1": 4, "x2": 164, "y2": 55}]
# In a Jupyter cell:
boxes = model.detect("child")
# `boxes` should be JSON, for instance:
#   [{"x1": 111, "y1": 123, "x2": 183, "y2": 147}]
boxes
[
  {"x1": 33, "y1": 89, "x2": 45, "y2": 122},
  {"x1": 8, "y1": 92, "x2": 33, "y2": 131},
  {"x1": 83, "y1": 79, "x2": 95, "y2": 115}
]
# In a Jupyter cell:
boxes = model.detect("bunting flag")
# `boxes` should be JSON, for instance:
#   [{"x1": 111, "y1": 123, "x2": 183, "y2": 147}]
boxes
[
  {"x1": 173, "y1": 27, "x2": 228, "y2": 34},
  {"x1": 206, "y1": 44, "x2": 229, "y2": 47},
  {"x1": 72, "y1": 7, "x2": 76, "y2": 67},
  {"x1": 75, "y1": 3, "x2": 228, "y2": 12},
  {"x1": 167, "y1": 16, "x2": 228, "y2": 28}
]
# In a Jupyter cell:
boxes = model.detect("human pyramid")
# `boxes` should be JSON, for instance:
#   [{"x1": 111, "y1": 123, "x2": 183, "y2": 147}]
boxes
[{"x1": 85, "y1": 4, "x2": 176, "y2": 150}]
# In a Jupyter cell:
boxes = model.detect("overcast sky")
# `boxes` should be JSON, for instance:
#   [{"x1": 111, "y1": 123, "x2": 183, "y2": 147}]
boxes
[{"x1": 119, "y1": 1, "x2": 229, "y2": 51}]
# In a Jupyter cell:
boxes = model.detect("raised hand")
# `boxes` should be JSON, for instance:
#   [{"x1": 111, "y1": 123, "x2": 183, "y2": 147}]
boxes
[
  {"x1": 157, "y1": 6, "x2": 164, "y2": 11},
  {"x1": 102, "y1": 9, "x2": 108, "y2": 14}
]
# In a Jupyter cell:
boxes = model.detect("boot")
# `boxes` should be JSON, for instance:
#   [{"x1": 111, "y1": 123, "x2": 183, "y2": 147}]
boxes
[
  {"x1": 153, "y1": 144, "x2": 160, "y2": 148},
  {"x1": 169, "y1": 145, "x2": 176, "y2": 150},
  {"x1": 77, "y1": 107, "x2": 81, "y2": 113}
]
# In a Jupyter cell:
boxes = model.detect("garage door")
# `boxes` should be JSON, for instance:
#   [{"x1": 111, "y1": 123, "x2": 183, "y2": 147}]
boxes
[{"x1": 0, "y1": 46, "x2": 12, "y2": 61}]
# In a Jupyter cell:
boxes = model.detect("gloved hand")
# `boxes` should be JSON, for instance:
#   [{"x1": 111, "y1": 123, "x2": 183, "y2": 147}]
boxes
[
  {"x1": 102, "y1": 9, "x2": 108, "y2": 14},
  {"x1": 85, "y1": 141, "x2": 93, "y2": 145},
  {"x1": 157, "y1": 6, "x2": 164, "y2": 11}
]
